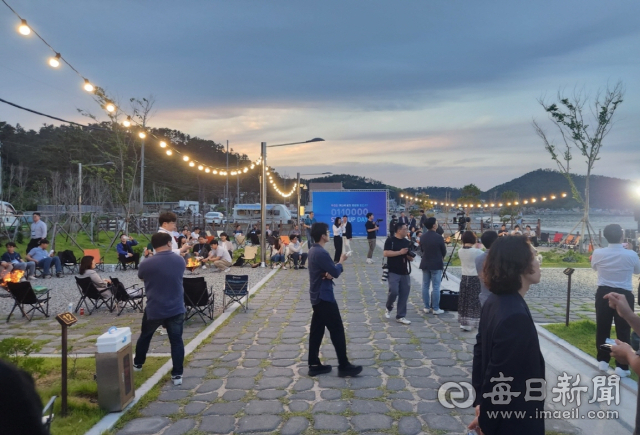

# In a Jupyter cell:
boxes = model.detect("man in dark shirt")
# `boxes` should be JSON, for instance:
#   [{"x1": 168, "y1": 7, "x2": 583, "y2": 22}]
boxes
[
  {"x1": 192, "y1": 235, "x2": 211, "y2": 259},
  {"x1": 116, "y1": 234, "x2": 140, "y2": 269},
  {"x1": 384, "y1": 222, "x2": 415, "y2": 324},
  {"x1": 133, "y1": 232, "x2": 186, "y2": 386},
  {"x1": 419, "y1": 209, "x2": 427, "y2": 230},
  {"x1": 498, "y1": 224, "x2": 509, "y2": 237},
  {"x1": 419, "y1": 217, "x2": 447, "y2": 314},
  {"x1": 307, "y1": 222, "x2": 362, "y2": 378},
  {"x1": 365, "y1": 213, "x2": 379, "y2": 264}
]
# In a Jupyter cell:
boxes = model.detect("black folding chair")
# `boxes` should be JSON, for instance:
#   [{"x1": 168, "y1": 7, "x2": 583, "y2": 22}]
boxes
[
  {"x1": 110, "y1": 277, "x2": 145, "y2": 316},
  {"x1": 223, "y1": 274, "x2": 249, "y2": 313},
  {"x1": 42, "y1": 395, "x2": 57, "y2": 433},
  {"x1": 540, "y1": 232, "x2": 550, "y2": 246},
  {"x1": 183, "y1": 277, "x2": 215, "y2": 324},
  {"x1": 74, "y1": 277, "x2": 114, "y2": 315},
  {"x1": 6, "y1": 282, "x2": 51, "y2": 322}
]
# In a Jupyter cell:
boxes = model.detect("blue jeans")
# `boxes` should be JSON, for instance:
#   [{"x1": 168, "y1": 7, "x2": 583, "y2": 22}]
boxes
[
  {"x1": 134, "y1": 312, "x2": 185, "y2": 376},
  {"x1": 422, "y1": 269, "x2": 443, "y2": 310},
  {"x1": 38, "y1": 256, "x2": 61, "y2": 275},
  {"x1": 271, "y1": 254, "x2": 285, "y2": 263}
]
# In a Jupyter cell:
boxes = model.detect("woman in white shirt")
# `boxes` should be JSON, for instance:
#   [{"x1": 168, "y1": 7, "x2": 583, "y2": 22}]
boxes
[
  {"x1": 333, "y1": 217, "x2": 344, "y2": 263},
  {"x1": 457, "y1": 231, "x2": 484, "y2": 331}
]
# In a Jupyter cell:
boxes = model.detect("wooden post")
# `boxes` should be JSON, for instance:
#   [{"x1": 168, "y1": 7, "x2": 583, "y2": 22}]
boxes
[
  {"x1": 564, "y1": 268, "x2": 575, "y2": 327},
  {"x1": 61, "y1": 323, "x2": 68, "y2": 416}
]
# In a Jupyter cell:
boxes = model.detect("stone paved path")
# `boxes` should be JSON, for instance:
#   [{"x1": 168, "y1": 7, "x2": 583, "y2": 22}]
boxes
[{"x1": 117, "y1": 240, "x2": 581, "y2": 435}]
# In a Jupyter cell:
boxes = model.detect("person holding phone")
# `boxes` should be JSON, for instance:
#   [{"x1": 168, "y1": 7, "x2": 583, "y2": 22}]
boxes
[
  {"x1": 26, "y1": 239, "x2": 62, "y2": 278},
  {"x1": 383, "y1": 222, "x2": 415, "y2": 325}
]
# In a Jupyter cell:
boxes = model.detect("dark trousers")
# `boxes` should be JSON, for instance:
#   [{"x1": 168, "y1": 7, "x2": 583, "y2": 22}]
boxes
[
  {"x1": 308, "y1": 300, "x2": 349, "y2": 367},
  {"x1": 119, "y1": 253, "x2": 140, "y2": 268},
  {"x1": 26, "y1": 238, "x2": 41, "y2": 254},
  {"x1": 595, "y1": 286, "x2": 634, "y2": 369},
  {"x1": 134, "y1": 311, "x2": 185, "y2": 376},
  {"x1": 333, "y1": 236, "x2": 343, "y2": 263},
  {"x1": 291, "y1": 252, "x2": 308, "y2": 266}
]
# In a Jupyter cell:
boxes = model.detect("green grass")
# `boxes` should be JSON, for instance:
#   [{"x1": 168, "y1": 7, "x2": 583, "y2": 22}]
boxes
[
  {"x1": 539, "y1": 249, "x2": 591, "y2": 268},
  {"x1": 33, "y1": 356, "x2": 167, "y2": 435},
  {"x1": 543, "y1": 320, "x2": 638, "y2": 381}
]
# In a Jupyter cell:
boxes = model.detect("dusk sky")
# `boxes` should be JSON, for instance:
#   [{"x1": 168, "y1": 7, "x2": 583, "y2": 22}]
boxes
[{"x1": 1, "y1": 1, "x2": 639, "y2": 189}]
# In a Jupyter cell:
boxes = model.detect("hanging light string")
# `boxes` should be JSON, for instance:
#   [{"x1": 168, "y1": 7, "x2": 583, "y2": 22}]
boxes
[
  {"x1": 399, "y1": 192, "x2": 569, "y2": 208},
  {"x1": 266, "y1": 167, "x2": 297, "y2": 198},
  {"x1": 2, "y1": 0, "x2": 264, "y2": 177}
]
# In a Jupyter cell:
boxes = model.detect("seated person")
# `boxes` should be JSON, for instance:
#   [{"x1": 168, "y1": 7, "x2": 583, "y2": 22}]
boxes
[
  {"x1": 290, "y1": 224, "x2": 301, "y2": 239},
  {"x1": 498, "y1": 224, "x2": 509, "y2": 237},
  {"x1": 270, "y1": 238, "x2": 286, "y2": 269},
  {"x1": 26, "y1": 239, "x2": 62, "y2": 278},
  {"x1": 178, "y1": 237, "x2": 191, "y2": 260},
  {"x1": 116, "y1": 234, "x2": 140, "y2": 269},
  {"x1": 272, "y1": 224, "x2": 281, "y2": 238},
  {"x1": 265, "y1": 224, "x2": 273, "y2": 237},
  {"x1": 288, "y1": 235, "x2": 308, "y2": 269},
  {"x1": 1, "y1": 242, "x2": 36, "y2": 280},
  {"x1": 192, "y1": 235, "x2": 212, "y2": 267},
  {"x1": 208, "y1": 239, "x2": 232, "y2": 272},
  {"x1": 233, "y1": 224, "x2": 243, "y2": 235},
  {"x1": 190, "y1": 227, "x2": 201, "y2": 241},
  {"x1": 219, "y1": 233, "x2": 234, "y2": 259},
  {"x1": 511, "y1": 224, "x2": 523, "y2": 236},
  {"x1": 181, "y1": 227, "x2": 193, "y2": 244},
  {"x1": 144, "y1": 241, "x2": 154, "y2": 258},
  {"x1": 77, "y1": 255, "x2": 113, "y2": 298},
  {"x1": 248, "y1": 224, "x2": 261, "y2": 245}
]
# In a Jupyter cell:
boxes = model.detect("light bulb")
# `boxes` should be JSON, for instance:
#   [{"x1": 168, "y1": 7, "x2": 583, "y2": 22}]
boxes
[
  {"x1": 183, "y1": 156, "x2": 189, "y2": 162},
  {"x1": 243, "y1": 168, "x2": 248, "y2": 173},
  {"x1": 499, "y1": 203, "x2": 503, "y2": 207},
  {"x1": 205, "y1": 168, "x2": 210, "y2": 173},
  {"x1": 189, "y1": 161, "x2": 195, "y2": 167},
  {"x1": 542, "y1": 197, "x2": 547, "y2": 201},
  {"x1": 138, "y1": 132, "x2": 146, "y2": 139},
  {"x1": 83, "y1": 79, "x2": 94, "y2": 92},
  {"x1": 122, "y1": 117, "x2": 131, "y2": 127},
  {"x1": 166, "y1": 150, "x2": 172, "y2": 156},
  {"x1": 159, "y1": 141, "x2": 167, "y2": 148},
  {"x1": 18, "y1": 20, "x2": 30, "y2": 35},
  {"x1": 514, "y1": 201, "x2": 519, "y2": 205},
  {"x1": 561, "y1": 193, "x2": 567, "y2": 198},
  {"x1": 106, "y1": 102, "x2": 116, "y2": 112},
  {"x1": 198, "y1": 165, "x2": 203, "y2": 170},
  {"x1": 524, "y1": 200, "x2": 528, "y2": 204},
  {"x1": 49, "y1": 53, "x2": 61, "y2": 68},
  {"x1": 250, "y1": 164, "x2": 255, "y2": 169},
  {"x1": 532, "y1": 199, "x2": 536, "y2": 203},
  {"x1": 213, "y1": 170, "x2": 218, "y2": 175},
  {"x1": 490, "y1": 204, "x2": 495, "y2": 207},
  {"x1": 551, "y1": 195, "x2": 556, "y2": 199}
]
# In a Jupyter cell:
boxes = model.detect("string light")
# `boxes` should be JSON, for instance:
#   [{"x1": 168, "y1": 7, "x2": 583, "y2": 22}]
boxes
[
  {"x1": 198, "y1": 165, "x2": 203, "y2": 170},
  {"x1": 183, "y1": 156, "x2": 189, "y2": 162},
  {"x1": 166, "y1": 150, "x2": 172, "y2": 156},
  {"x1": 205, "y1": 168, "x2": 210, "y2": 173},
  {"x1": 18, "y1": 19, "x2": 29, "y2": 35},
  {"x1": 138, "y1": 131, "x2": 146, "y2": 139},
  {"x1": 48, "y1": 53, "x2": 61, "y2": 68},
  {"x1": 105, "y1": 101, "x2": 116, "y2": 112},
  {"x1": 83, "y1": 79, "x2": 94, "y2": 92},
  {"x1": 159, "y1": 141, "x2": 167, "y2": 148},
  {"x1": 189, "y1": 161, "x2": 195, "y2": 167},
  {"x1": 398, "y1": 191, "x2": 570, "y2": 209},
  {"x1": 122, "y1": 116, "x2": 131, "y2": 127}
]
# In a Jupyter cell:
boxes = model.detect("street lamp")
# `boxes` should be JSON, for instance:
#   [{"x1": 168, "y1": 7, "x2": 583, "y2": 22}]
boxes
[
  {"x1": 260, "y1": 138, "x2": 324, "y2": 266},
  {"x1": 297, "y1": 172, "x2": 332, "y2": 226}
]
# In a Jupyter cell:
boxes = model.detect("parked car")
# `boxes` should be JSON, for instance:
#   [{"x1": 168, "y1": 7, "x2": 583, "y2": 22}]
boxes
[
  {"x1": 172, "y1": 206, "x2": 186, "y2": 216},
  {"x1": 205, "y1": 211, "x2": 225, "y2": 224}
]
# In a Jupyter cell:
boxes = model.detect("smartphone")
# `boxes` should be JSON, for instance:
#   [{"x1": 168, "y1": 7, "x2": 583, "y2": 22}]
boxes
[{"x1": 599, "y1": 344, "x2": 613, "y2": 352}]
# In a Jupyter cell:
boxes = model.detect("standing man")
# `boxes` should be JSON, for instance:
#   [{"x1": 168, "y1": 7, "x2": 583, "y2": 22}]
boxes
[
  {"x1": 307, "y1": 222, "x2": 362, "y2": 377},
  {"x1": 384, "y1": 223, "x2": 415, "y2": 324},
  {"x1": 592, "y1": 223, "x2": 640, "y2": 377},
  {"x1": 26, "y1": 239, "x2": 62, "y2": 278},
  {"x1": 157, "y1": 212, "x2": 191, "y2": 256},
  {"x1": 398, "y1": 212, "x2": 409, "y2": 227},
  {"x1": 419, "y1": 209, "x2": 427, "y2": 231},
  {"x1": 419, "y1": 217, "x2": 447, "y2": 315},
  {"x1": 303, "y1": 212, "x2": 316, "y2": 248},
  {"x1": 133, "y1": 232, "x2": 186, "y2": 386},
  {"x1": 408, "y1": 214, "x2": 418, "y2": 235},
  {"x1": 116, "y1": 234, "x2": 140, "y2": 269},
  {"x1": 475, "y1": 230, "x2": 498, "y2": 307},
  {"x1": 365, "y1": 213, "x2": 378, "y2": 264},
  {"x1": 342, "y1": 215, "x2": 353, "y2": 254},
  {"x1": 27, "y1": 213, "x2": 47, "y2": 254}
]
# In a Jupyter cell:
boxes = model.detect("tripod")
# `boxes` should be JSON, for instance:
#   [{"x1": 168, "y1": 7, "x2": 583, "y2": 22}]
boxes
[{"x1": 442, "y1": 231, "x2": 460, "y2": 281}]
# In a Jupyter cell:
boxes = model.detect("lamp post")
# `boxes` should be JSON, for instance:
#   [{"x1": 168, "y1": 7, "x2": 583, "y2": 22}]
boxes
[
  {"x1": 260, "y1": 138, "x2": 324, "y2": 267},
  {"x1": 297, "y1": 172, "x2": 332, "y2": 226}
]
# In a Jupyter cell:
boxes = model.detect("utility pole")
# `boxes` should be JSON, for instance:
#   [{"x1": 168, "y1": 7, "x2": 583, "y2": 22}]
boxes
[
  {"x1": 226, "y1": 140, "x2": 229, "y2": 216},
  {"x1": 236, "y1": 156, "x2": 240, "y2": 206},
  {"x1": 296, "y1": 172, "x2": 301, "y2": 226},
  {"x1": 0, "y1": 141, "x2": 3, "y2": 200}
]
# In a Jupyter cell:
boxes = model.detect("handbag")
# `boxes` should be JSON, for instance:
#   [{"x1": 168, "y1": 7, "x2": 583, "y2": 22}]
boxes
[{"x1": 439, "y1": 289, "x2": 459, "y2": 311}]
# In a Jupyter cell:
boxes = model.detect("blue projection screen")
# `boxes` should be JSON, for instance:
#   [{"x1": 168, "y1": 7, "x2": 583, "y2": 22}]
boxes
[{"x1": 312, "y1": 190, "x2": 388, "y2": 237}]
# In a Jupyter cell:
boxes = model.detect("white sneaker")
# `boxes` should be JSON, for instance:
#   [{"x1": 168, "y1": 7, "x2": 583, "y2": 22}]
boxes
[
  {"x1": 423, "y1": 308, "x2": 431, "y2": 314},
  {"x1": 432, "y1": 309, "x2": 445, "y2": 315},
  {"x1": 27, "y1": 276, "x2": 37, "y2": 280},
  {"x1": 172, "y1": 375, "x2": 183, "y2": 386},
  {"x1": 384, "y1": 310, "x2": 391, "y2": 319},
  {"x1": 615, "y1": 367, "x2": 631, "y2": 378},
  {"x1": 396, "y1": 317, "x2": 411, "y2": 325},
  {"x1": 223, "y1": 267, "x2": 231, "y2": 273},
  {"x1": 133, "y1": 364, "x2": 143, "y2": 372},
  {"x1": 598, "y1": 361, "x2": 609, "y2": 372},
  {"x1": 281, "y1": 265, "x2": 287, "y2": 270},
  {"x1": 366, "y1": 258, "x2": 373, "y2": 264},
  {"x1": 201, "y1": 265, "x2": 207, "y2": 270},
  {"x1": 460, "y1": 325, "x2": 473, "y2": 331},
  {"x1": 156, "y1": 327, "x2": 166, "y2": 336}
]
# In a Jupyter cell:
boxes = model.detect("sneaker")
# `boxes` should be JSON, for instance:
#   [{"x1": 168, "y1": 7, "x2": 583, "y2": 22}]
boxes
[
  {"x1": 281, "y1": 265, "x2": 287, "y2": 270},
  {"x1": 598, "y1": 361, "x2": 609, "y2": 372},
  {"x1": 396, "y1": 317, "x2": 411, "y2": 325},
  {"x1": 432, "y1": 309, "x2": 445, "y2": 315},
  {"x1": 43, "y1": 274, "x2": 52, "y2": 279},
  {"x1": 366, "y1": 258, "x2": 373, "y2": 264},
  {"x1": 133, "y1": 364, "x2": 143, "y2": 372},
  {"x1": 201, "y1": 265, "x2": 207, "y2": 270},
  {"x1": 308, "y1": 364, "x2": 332, "y2": 376},
  {"x1": 615, "y1": 367, "x2": 631, "y2": 378},
  {"x1": 156, "y1": 327, "x2": 166, "y2": 336},
  {"x1": 384, "y1": 309, "x2": 391, "y2": 319},
  {"x1": 423, "y1": 308, "x2": 431, "y2": 314},
  {"x1": 294, "y1": 266, "x2": 299, "y2": 270},
  {"x1": 223, "y1": 267, "x2": 231, "y2": 273},
  {"x1": 56, "y1": 272, "x2": 63, "y2": 278},
  {"x1": 172, "y1": 375, "x2": 183, "y2": 386},
  {"x1": 338, "y1": 363, "x2": 363, "y2": 377},
  {"x1": 27, "y1": 275, "x2": 37, "y2": 280},
  {"x1": 299, "y1": 265, "x2": 306, "y2": 269},
  {"x1": 460, "y1": 325, "x2": 473, "y2": 331}
]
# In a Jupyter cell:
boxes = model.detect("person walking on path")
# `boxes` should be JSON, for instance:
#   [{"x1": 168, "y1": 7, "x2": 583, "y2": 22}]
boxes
[
  {"x1": 591, "y1": 223, "x2": 640, "y2": 377},
  {"x1": 27, "y1": 212, "x2": 47, "y2": 254},
  {"x1": 476, "y1": 230, "x2": 499, "y2": 307},
  {"x1": 342, "y1": 215, "x2": 353, "y2": 254},
  {"x1": 457, "y1": 231, "x2": 483, "y2": 331},
  {"x1": 332, "y1": 217, "x2": 344, "y2": 263},
  {"x1": 384, "y1": 222, "x2": 415, "y2": 324},
  {"x1": 307, "y1": 222, "x2": 362, "y2": 377},
  {"x1": 133, "y1": 232, "x2": 187, "y2": 386},
  {"x1": 469, "y1": 235, "x2": 544, "y2": 435},
  {"x1": 365, "y1": 212, "x2": 379, "y2": 264},
  {"x1": 419, "y1": 217, "x2": 446, "y2": 315},
  {"x1": 303, "y1": 212, "x2": 316, "y2": 248}
]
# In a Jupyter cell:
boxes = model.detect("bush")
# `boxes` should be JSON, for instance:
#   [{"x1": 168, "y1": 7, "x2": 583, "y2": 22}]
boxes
[{"x1": 0, "y1": 337, "x2": 45, "y2": 378}]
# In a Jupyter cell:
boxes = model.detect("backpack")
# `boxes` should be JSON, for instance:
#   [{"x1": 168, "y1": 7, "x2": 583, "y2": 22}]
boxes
[
  {"x1": 58, "y1": 250, "x2": 77, "y2": 265},
  {"x1": 233, "y1": 255, "x2": 245, "y2": 267}
]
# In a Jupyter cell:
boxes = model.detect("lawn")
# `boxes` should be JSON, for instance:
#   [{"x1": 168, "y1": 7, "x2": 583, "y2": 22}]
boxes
[
  {"x1": 543, "y1": 320, "x2": 638, "y2": 381},
  {"x1": 443, "y1": 247, "x2": 592, "y2": 268},
  {"x1": 34, "y1": 356, "x2": 168, "y2": 435}
]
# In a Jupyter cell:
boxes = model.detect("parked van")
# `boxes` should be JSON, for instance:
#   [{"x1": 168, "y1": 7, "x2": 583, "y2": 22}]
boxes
[
  {"x1": 0, "y1": 201, "x2": 20, "y2": 229},
  {"x1": 232, "y1": 204, "x2": 293, "y2": 224}
]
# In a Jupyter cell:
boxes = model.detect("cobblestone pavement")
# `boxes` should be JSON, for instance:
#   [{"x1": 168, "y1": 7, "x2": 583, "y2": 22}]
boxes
[{"x1": 117, "y1": 240, "x2": 581, "y2": 435}]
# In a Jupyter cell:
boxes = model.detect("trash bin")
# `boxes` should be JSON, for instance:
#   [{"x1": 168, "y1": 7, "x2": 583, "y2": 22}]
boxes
[{"x1": 95, "y1": 326, "x2": 135, "y2": 412}]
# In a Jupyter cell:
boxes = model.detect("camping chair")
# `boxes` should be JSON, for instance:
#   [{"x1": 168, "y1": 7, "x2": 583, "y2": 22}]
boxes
[
  {"x1": 183, "y1": 277, "x2": 214, "y2": 324},
  {"x1": 551, "y1": 232, "x2": 563, "y2": 247},
  {"x1": 110, "y1": 277, "x2": 145, "y2": 316},
  {"x1": 540, "y1": 232, "x2": 550, "y2": 246},
  {"x1": 241, "y1": 245, "x2": 259, "y2": 267},
  {"x1": 5, "y1": 282, "x2": 51, "y2": 322},
  {"x1": 74, "y1": 277, "x2": 114, "y2": 315},
  {"x1": 280, "y1": 235, "x2": 291, "y2": 246},
  {"x1": 234, "y1": 233, "x2": 247, "y2": 249},
  {"x1": 42, "y1": 395, "x2": 57, "y2": 433},
  {"x1": 83, "y1": 249, "x2": 105, "y2": 272},
  {"x1": 223, "y1": 274, "x2": 249, "y2": 313},
  {"x1": 567, "y1": 235, "x2": 581, "y2": 250},
  {"x1": 562, "y1": 234, "x2": 575, "y2": 249},
  {"x1": 59, "y1": 250, "x2": 78, "y2": 274}
]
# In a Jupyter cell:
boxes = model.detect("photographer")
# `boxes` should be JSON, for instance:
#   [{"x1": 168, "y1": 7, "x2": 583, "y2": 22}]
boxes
[
  {"x1": 365, "y1": 213, "x2": 379, "y2": 264},
  {"x1": 383, "y1": 222, "x2": 415, "y2": 325}
]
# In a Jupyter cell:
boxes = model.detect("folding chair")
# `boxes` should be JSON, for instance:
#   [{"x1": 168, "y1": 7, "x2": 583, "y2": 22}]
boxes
[
  {"x1": 110, "y1": 277, "x2": 145, "y2": 316},
  {"x1": 6, "y1": 282, "x2": 51, "y2": 322},
  {"x1": 59, "y1": 251, "x2": 79, "y2": 274},
  {"x1": 540, "y1": 232, "x2": 550, "y2": 246},
  {"x1": 74, "y1": 277, "x2": 114, "y2": 315},
  {"x1": 42, "y1": 395, "x2": 57, "y2": 433},
  {"x1": 551, "y1": 232, "x2": 563, "y2": 247},
  {"x1": 234, "y1": 234, "x2": 247, "y2": 249},
  {"x1": 83, "y1": 249, "x2": 105, "y2": 272},
  {"x1": 223, "y1": 274, "x2": 249, "y2": 313},
  {"x1": 568, "y1": 235, "x2": 581, "y2": 250},
  {"x1": 562, "y1": 234, "x2": 575, "y2": 249},
  {"x1": 241, "y1": 246, "x2": 259, "y2": 267},
  {"x1": 183, "y1": 277, "x2": 214, "y2": 324},
  {"x1": 280, "y1": 235, "x2": 291, "y2": 246}
]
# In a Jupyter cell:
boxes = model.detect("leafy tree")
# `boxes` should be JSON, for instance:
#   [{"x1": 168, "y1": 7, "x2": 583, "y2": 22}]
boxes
[{"x1": 499, "y1": 190, "x2": 520, "y2": 228}]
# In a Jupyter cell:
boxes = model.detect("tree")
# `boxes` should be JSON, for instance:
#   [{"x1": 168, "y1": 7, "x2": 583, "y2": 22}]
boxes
[
  {"x1": 456, "y1": 184, "x2": 482, "y2": 213},
  {"x1": 533, "y1": 82, "x2": 624, "y2": 250},
  {"x1": 499, "y1": 190, "x2": 520, "y2": 228}
]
